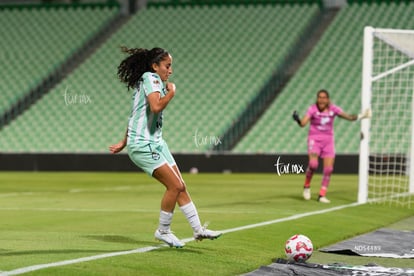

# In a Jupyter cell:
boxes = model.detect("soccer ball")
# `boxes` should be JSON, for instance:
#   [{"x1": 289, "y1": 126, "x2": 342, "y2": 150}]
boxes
[{"x1": 284, "y1": 234, "x2": 313, "y2": 262}]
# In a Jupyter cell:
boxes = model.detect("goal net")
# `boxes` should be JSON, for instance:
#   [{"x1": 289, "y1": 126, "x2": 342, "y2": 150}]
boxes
[{"x1": 359, "y1": 27, "x2": 414, "y2": 208}]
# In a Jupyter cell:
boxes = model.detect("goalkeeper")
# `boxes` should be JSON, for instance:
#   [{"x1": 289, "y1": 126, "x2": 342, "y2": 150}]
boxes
[{"x1": 292, "y1": 89, "x2": 371, "y2": 203}]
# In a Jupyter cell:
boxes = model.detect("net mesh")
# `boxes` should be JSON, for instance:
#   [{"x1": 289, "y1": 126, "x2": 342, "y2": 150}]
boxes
[{"x1": 368, "y1": 29, "x2": 414, "y2": 208}]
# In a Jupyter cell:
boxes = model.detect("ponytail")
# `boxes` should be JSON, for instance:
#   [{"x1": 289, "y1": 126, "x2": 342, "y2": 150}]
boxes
[{"x1": 117, "y1": 46, "x2": 169, "y2": 90}]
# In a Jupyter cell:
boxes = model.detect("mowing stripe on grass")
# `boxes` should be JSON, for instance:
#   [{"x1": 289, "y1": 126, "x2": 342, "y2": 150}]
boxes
[
  {"x1": 1, "y1": 202, "x2": 361, "y2": 276},
  {"x1": 0, "y1": 207, "x2": 269, "y2": 214}
]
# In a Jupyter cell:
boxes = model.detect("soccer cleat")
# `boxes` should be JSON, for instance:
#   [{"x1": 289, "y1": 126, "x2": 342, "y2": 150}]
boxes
[
  {"x1": 303, "y1": 188, "x2": 311, "y2": 200},
  {"x1": 154, "y1": 229, "x2": 185, "y2": 248},
  {"x1": 317, "y1": 196, "x2": 331, "y2": 203},
  {"x1": 194, "y1": 224, "x2": 222, "y2": 241}
]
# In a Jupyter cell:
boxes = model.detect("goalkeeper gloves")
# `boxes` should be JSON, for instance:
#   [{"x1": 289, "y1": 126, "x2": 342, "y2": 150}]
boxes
[
  {"x1": 357, "y1": 108, "x2": 372, "y2": 120},
  {"x1": 292, "y1": 110, "x2": 301, "y2": 126}
]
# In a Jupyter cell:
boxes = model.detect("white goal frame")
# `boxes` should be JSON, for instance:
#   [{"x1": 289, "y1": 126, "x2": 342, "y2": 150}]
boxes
[{"x1": 358, "y1": 26, "x2": 414, "y2": 206}]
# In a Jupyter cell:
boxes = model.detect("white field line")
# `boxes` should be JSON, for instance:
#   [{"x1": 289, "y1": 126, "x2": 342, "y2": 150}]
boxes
[
  {"x1": 220, "y1": 202, "x2": 361, "y2": 234},
  {"x1": 0, "y1": 202, "x2": 361, "y2": 276}
]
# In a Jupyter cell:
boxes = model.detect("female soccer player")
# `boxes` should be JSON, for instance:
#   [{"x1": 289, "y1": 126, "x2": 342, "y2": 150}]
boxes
[
  {"x1": 109, "y1": 47, "x2": 221, "y2": 247},
  {"x1": 292, "y1": 89, "x2": 370, "y2": 203}
]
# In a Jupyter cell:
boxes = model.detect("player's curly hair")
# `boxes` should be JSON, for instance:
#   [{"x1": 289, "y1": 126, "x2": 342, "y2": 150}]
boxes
[
  {"x1": 117, "y1": 46, "x2": 170, "y2": 90},
  {"x1": 317, "y1": 89, "x2": 330, "y2": 98}
]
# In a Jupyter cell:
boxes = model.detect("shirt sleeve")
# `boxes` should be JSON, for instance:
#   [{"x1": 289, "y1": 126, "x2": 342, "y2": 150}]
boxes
[
  {"x1": 142, "y1": 72, "x2": 163, "y2": 96},
  {"x1": 332, "y1": 104, "x2": 343, "y2": 116},
  {"x1": 305, "y1": 105, "x2": 315, "y2": 117}
]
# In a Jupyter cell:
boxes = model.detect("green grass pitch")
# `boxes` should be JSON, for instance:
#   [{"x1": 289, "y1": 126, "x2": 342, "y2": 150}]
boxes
[{"x1": 0, "y1": 172, "x2": 412, "y2": 275}]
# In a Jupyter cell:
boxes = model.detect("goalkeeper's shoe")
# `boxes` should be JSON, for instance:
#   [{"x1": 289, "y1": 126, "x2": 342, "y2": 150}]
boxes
[
  {"x1": 155, "y1": 229, "x2": 185, "y2": 248},
  {"x1": 317, "y1": 196, "x2": 331, "y2": 204},
  {"x1": 194, "y1": 224, "x2": 222, "y2": 241},
  {"x1": 303, "y1": 188, "x2": 311, "y2": 200}
]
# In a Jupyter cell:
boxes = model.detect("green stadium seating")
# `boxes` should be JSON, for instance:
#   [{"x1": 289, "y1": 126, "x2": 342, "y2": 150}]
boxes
[
  {"x1": 0, "y1": 3, "x2": 319, "y2": 153},
  {"x1": 233, "y1": 1, "x2": 414, "y2": 154},
  {"x1": 1, "y1": 2, "x2": 414, "y2": 154},
  {"x1": 0, "y1": 6, "x2": 119, "y2": 115}
]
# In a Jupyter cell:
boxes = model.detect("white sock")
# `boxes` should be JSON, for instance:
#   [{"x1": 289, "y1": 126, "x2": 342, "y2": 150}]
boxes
[
  {"x1": 179, "y1": 201, "x2": 202, "y2": 232},
  {"x1": 158, "y1": 210, "x2": 173, "y2": 232}
]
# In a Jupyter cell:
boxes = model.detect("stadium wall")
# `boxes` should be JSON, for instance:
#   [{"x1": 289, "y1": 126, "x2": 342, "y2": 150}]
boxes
[{"x1": 0, "y1": 153, "x2": 358, "y2": 173}]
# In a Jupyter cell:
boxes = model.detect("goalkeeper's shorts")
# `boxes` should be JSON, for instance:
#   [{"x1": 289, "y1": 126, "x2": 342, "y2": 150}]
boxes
[{"x1": 308, "y1": 137, "x2": 335, "y2": 158}]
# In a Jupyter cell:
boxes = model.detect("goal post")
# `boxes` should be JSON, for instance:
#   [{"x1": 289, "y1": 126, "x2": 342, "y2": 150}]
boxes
[{"x1": 358, "y1": 26, "x2": 414, "y2": 208}]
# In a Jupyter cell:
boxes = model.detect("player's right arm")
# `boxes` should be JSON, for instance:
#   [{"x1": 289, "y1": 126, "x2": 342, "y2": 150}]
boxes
[{"x1": 292, "y1": 111, "x2": 310, "y2": 128}]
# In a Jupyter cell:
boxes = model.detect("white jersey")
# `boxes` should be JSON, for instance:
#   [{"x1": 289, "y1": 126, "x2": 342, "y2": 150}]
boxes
[{"x1": 127, "y1": 72, "x2": 166, "y2": 146}]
